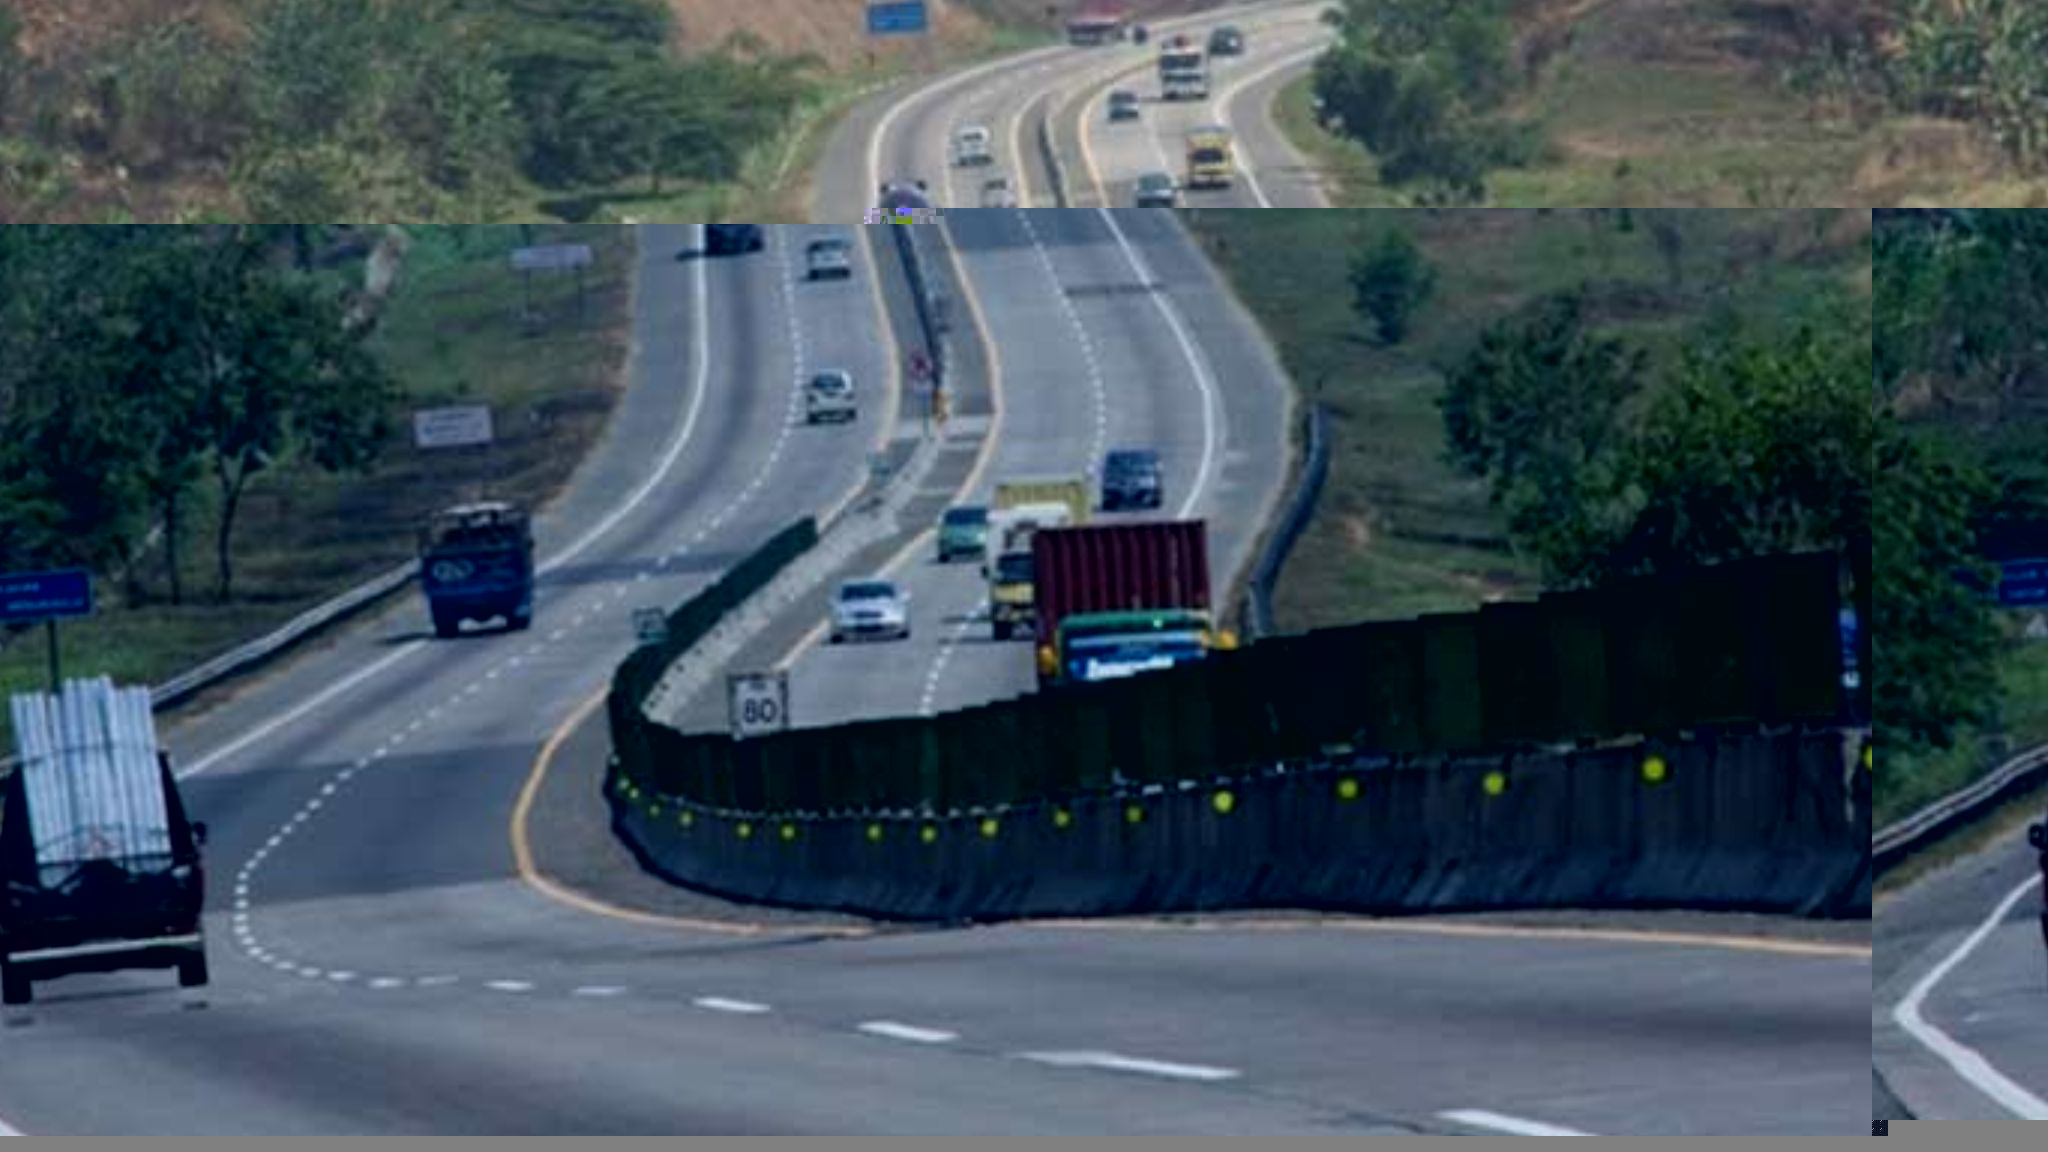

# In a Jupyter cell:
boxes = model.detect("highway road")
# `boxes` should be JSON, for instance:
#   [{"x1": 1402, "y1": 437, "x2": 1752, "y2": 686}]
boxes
[
  {"x1": 1875, "y1": 815, "x2": 2048, "y2": 1122},
  {"x1": 0, "y1": 223, "x2": 1872, "y2": 1135},
  {"x1": 810, "y1": 0, "x2": 1333, "y2": 217}
]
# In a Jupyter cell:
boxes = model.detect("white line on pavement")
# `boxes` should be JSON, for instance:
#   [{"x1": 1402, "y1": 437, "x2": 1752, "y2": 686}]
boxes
[
  {"x1": 1440, "y1": 1110, "x2": 1595, "y2": 1136},
  {"x1": 858, "y1": 1021, "x2": 958, "y2": 1045},
  {"x1": 1014, "y1": 1050, "x2": 1239, "y2": 1082},
  {"x1": 694, "y1": 997, "x2": 772, "y2": 1015},
  {"x1": 1892, "y1": 872, "x2": 2048, "y2": 1118}
]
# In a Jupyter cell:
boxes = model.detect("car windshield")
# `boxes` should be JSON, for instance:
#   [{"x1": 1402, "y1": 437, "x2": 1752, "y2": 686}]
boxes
[
  {"x1": 811, "y1": 240, "x2": 848, "y2": 254},
  {"x1": 1192, "y1": 148, "x2": 1226, "y2": 164},
  {"x1": 1140, "y1": 176, "x2": 1171, "y2": 190},
  {"x1": 945, "y1": 508, "x2": 987, "y2": 526},
  {"x1": 841, "y1": 583, "x2": 896, "y2": 602},
  {"x1": 812, "y1": 374, "x2": 850, "y2": 392},
  {"x1": 1108, "y1": 453, "x2": 1157, "y2": 473},
  {"x1": 995, "y1": 554, "x2": 1033, "y2": 582}
]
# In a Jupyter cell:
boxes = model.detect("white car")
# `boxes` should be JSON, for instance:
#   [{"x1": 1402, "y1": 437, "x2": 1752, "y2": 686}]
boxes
[
  {"x1": 830, "y1": 580, "x2": 911, "y2": 643},
  {"x1": 953, "y1": 125, "x2": 994, "y2": 168},
  {"x1": 1134, "y1": 172, "x2": 1178, "y2": 207},
  {"x1": 805, "y1": 236, "x2": 854, "y2": 280},
  {"x1": 980, "y1": 176, "x2": 1017, "y2": 208},
  {"x1": 805, "y1": 370, "x2": 857, "y2": 424}
]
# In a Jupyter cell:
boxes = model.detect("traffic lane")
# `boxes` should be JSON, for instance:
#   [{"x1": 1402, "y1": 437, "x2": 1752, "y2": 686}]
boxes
[
  {"x1": 782, "y1": 209, "x2": 1111, "y2": 728},
  {"x1": 784, "y1": 224, "x2": 897, "y2": 422},
  {"x1": 1217, "y1": 36, "x2": 1335, "y2": 209},
  {"x1": 1913, "y1": 894, "x2": 2048, "y2": 1103},
  {"x1": 1107, "y1": 208, "x2": 1296, "y2": 598},
  {"x1": 0, "y1": 973, "x2": 1410, "y2": 1135},
  {"x1": 605, "y1": 921, "x2": 1871, "y2": 1135}
]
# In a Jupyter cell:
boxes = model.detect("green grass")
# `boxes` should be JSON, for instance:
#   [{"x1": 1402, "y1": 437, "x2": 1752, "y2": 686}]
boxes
[
  {"x1": 1178, "y1": 207, "x2": 1869, "y2": 634},
  {"x1": 1271, "y1": 0, "x2": 2039, "y2": 208},
  {"x1": 0, "y1": 225, "x2": 635, "y2": 744},
  {"x1": 1879, "y1": 628, "x2": 2048, "y2": 831}
]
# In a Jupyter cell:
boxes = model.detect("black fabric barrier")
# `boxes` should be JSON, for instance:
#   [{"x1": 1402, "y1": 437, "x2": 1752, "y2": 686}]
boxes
[{"x1": 609, "y1": 728, "x2": 1869, "y2": 923}]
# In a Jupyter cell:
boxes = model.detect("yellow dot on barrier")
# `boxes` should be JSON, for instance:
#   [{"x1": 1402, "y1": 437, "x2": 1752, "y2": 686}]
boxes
[
  {"x1": 679, "y1": 812, "x2": 694, "y2": 829},
  {"x1": 1642, "y1": 755, "x2": 1668, "y2": 784},
  {"x1": 647, "y1": 805, "x2": 661, "y2": 818},
  {"x1": 867, "y1": 824, "x2": 885, "y2": 843},
  {"x1": 921, "y1": 825, "x2": 939, "y2": 845},
  {"x1": 780, "y1": 824, "x2": 798, "y2": 842},
  {"x1": 1336, "y1": 778, "x2": 1361, "y2": 802},
  {"x1": 1212, "y1": 790, "x2": 1235, "y2": 815},
  {"x1": 1053, "y1": 809, "x2": 1073, "y2": 829},
  {"x1": 980, "y1": 818, "x2": 1000, "y2": 839},
  {"x1": 1125, "y1": 804, "x2": 1145, "y2": 825},
  {"x1": 737, "y1": 822, "x2": 753, "y2": 839},
  {"x1": 1863, "y1": 744, "x2": 1872, "y2": 771},
  {"x1": 1483, "y1": 771, "x2": 1507, "y2": 797}
]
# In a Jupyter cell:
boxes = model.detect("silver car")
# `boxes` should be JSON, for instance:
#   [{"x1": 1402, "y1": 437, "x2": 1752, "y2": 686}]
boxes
[
  {"x1": 830, "y1": 580, "x2": 911, "y2": 643},
  {"x1": 805, "y1": 370, "x2": 857, "y2": 424},
  {"x1": 805, "y1": 236, "x2": 854, "y2": 280},
  {"x1": 1134, "y1": 172, "x2": 1177, "y2": 207}
]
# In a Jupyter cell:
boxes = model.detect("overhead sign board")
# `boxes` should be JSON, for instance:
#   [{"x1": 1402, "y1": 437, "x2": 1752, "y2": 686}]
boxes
[
  {"x1": 1995, "y1": 558, "x2": 2048, "y2": 607},
  {"x1": 729, "y1": 672, "x2": 791, "y2": 741},
  {"x1": 413, "y1": 404, "x2": 495, "y2": 449},
  {"x1": 510, "y1": 244, "x2": 594, "y2": 272},
  {"x1": 866, "y1": 0, "x2": 928, "y2": 36},
  {"x1": 0, "y1": 569, "x2": 93, "y2": 625}
]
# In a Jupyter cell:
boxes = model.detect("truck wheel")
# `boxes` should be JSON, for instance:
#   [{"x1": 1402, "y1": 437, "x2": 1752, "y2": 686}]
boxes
[
  {"x1": 993, "y1": 620, "x2": 1013, "y2": 642},
  {"x1": 510, "y1": 608, "x2": 533, "y2": 632},
  {"x1": 177, "y1": 950, "x2": 210, "y2": 989},
  {"x1": 432, "y1": 608, "x2": 459, "y2": 639},
  {"x1": 2, "y1": 965, "x2": 29, "y2": 1006}
]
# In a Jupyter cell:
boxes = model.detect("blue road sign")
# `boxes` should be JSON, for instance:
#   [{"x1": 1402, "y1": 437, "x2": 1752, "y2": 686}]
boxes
[
  {"x1": 1996, "y1": 558, "x2": 2048, "y2": 606},
  {"x1": 867, "y1": 0, "x2": 928, "y2": 36},
  {"x1": 0, "y1": 568, "x2": 93, "y2": 624}
]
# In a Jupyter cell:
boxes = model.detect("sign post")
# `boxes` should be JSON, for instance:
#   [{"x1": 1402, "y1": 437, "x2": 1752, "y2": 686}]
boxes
[
  {"x1": 413, "y1": 403, "x2": 498, "y2": 503},
  {"x1": 509, "y1": 243, "x2": 596, "y2": 330},
  {"x1": 866, "y1": 2, "x2": 930, "y2": 79},
  {"x1": 0, "y1": 569, "x2": 94, "y2": 693},
  {"x1": 728, "y1": 672, "x2": 791, "y2": 741}
]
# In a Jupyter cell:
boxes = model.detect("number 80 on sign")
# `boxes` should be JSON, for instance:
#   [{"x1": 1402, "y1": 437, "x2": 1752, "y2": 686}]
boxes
[{"x1": 729, "y1": 672, "x2": 791, "y2": 740}]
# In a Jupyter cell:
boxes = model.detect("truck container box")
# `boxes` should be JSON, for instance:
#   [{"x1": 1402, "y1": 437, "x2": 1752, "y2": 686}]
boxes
[{"x1": 1032, "y1": 520, "x2": 1213, "y2": 643}]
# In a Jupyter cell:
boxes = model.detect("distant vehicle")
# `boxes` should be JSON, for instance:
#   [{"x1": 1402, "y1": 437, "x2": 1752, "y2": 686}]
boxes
[
  {"x1": 980, "y1": 175, "x2": 1018, "y2": 208},
  {"x1": 1208, "y1": 25, "x2": 1245, "y2": 56},
  {"x1": 953, "y1": 125, "x2": 995, "y2": 168},
  {"x1": 1031, "y1": 520, "x2": 1235, "y2": 690},
  {"x1": 1067, "y1": 0, "x2": 1130, "y2": 45},
  {"x1": 703, "y1": 224, "x2": 764, "y2": 255},
  {"x1": 1132, "y1": 23, "x2": 1148, "y2": 44},
  {"x1": 1184, "y1": 125, "x2": 1235, "y2": 190},
  {"x1": 938, "y1": 505, "x2": 990, "y2": 563},
  {"x1": 1135, "y1": 171, "x2": 1178, "y2": 207},
  {"x1": 1158, "y1": 33, "x2": 1209, "y2": 100},
  {"x1": 1108, "y1": 90, "x2": 1141, "y2": 122},
  {"x1": 805, "y1": 236, "x2": 854, "y2": 280},
  {"x1": 830, "y1": 580, "x2": 911, "y2": 643},
  {"x1": 419, "y1": 501, "x2": 534, "y2": 638},
  {"x1": 984, "y1": 478, "x2": 1090, "y2": 641},
  {"x1": 804, "y1": 370, "x2": 858, "y2": 424},
  {"x1": 1100, "y1": 448, "x2": 1164, "y2": 511},
  {"x1": 3, "y1": 678, "x2": 211, "y2": 1006}
]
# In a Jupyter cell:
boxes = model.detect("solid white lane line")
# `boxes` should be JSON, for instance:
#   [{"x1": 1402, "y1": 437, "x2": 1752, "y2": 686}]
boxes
[
  {"x1": 858, "y1": 1021, "x2": 958, "y2": 1045},
  {"x1": 1014, "y1": 1050, "x2": 1239, "y2": 1082},
  {"x1": 1440, "y1": 1110, "x2": 1595, "y2": 1137},
  {"x1": 1893, "y1": 872, "x2": 2048, "y2": 1118},
  {"x1": 694, "y1": 997, "x2": 772, "y2": 1015}
]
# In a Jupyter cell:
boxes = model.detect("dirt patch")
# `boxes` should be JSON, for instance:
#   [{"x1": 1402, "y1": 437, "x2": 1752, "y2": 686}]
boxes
[{"x1": 1852, "y1": 117, "x2": 2012, "y2": 206}]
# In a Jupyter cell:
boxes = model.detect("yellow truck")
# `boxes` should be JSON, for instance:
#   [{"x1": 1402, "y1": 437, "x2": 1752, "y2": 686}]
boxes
[
  {"x1": 984, "y1": 477, "x2": 1089, "y2": 641},
  {"x1": 1184, "y1": 126, "x2": 1234, "y2": 190}
]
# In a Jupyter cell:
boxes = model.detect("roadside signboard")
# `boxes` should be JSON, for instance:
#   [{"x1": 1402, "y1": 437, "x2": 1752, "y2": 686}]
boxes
[
  {"x1": 510, "y1": 244, "x2": 594, "y2": 272},
  {"x1": 413, "y1": 405, "x2": 495, "y2": 450},
  {"x1": 866, "y1": 0, "x2": 928, "y2": 36},
  {"x1": 633, "y1": 608, "x2": 669, "y2": 646},
  {"x1": 0, "y1": 570, "x2": 92, "y2": 625},
  {"x1": 729, "y1": 672, "x2": 791, "y2": 741}
]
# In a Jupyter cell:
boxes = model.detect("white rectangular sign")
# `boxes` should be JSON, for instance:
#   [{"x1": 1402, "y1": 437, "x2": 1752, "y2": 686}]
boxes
[
  {"x1": 729, "y1": 672, "x2": 791, "y2": 741},
  {"x1": 413, "y1": 405, "x2": 495, "y2": 449}
]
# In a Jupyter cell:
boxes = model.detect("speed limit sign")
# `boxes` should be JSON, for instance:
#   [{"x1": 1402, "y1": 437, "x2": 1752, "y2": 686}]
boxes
[{"x1": 728, "y1": 672, "x2": 790, "y2": 741}]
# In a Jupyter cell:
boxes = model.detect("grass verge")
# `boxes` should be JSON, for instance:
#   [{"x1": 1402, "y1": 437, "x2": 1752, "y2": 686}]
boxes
[
  {"x1": 1878, "y1": 626, "x2": 2048, "y2": 833},
  {"x1": 0, "y1": 225, "x2": 635, "y2": 743},
  {"x1": 1177, "y1": 207, "x2": 1869, "y2": 633}
]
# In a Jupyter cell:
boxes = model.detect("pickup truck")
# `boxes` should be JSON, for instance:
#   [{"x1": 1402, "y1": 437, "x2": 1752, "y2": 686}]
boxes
[
  {"x1": 419, "y1": 501, "x2": 535, "y2": 638},
  {"x1": 3, "y1": 678, "x2": 210, "y2": 1006}
]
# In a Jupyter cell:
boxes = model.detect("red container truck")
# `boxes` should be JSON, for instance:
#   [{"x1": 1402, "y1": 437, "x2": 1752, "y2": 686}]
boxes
[{"x1": 1030, "y1": 519, "x2": 1237, "y2": 688}]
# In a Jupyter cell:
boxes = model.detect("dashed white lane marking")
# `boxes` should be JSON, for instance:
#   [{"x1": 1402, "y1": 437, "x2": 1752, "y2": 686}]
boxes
[
  {"x1": 417, "y1": 976, "x2": 459, "y2": 987},
  {"x1": 369, "y1": 978, "x2": 406, "y2": 990},
  {"x1": 487, "y1": 980, "x2": 536, "y2": 993},
  {"x1": 327, "y1": 971, "x2": 356, "y2": 982},
  {"x1": 858, "y1": 1021, "x2": 958, "y2": 1045},
  {"x1": 694, "y1": 997, "x2": 772, "y2": 1015},
  {"x1": 573, "y1": 986, "x2": 628, "y2": 998},
  {"x1": 1892, "y1": 872, "x2": 2048, "y2": 1118},
  {"x1": 1440, "y1": 1110, "x2": 1595, "y2": 1137},
  {"x1": 1014, "y1": 1050, "x2": 1239, "y2": 1083},
  {"x1": 0, "y1": 1110, "x2": 24, "y2": 1135}
]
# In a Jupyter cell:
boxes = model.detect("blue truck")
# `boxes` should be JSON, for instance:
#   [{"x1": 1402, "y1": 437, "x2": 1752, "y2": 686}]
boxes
[{"x1": 419, "y1": 502, "x2": 535, "y2": 639}]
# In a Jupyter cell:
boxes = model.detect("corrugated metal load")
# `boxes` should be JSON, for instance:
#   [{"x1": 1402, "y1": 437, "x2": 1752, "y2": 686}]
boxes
[
  {"x1": 9, "y1": 677, "x2": 171, "y2": 883},
  {"x1": 1032, "y1": 519, "x2": 1213, "y2": 640}
]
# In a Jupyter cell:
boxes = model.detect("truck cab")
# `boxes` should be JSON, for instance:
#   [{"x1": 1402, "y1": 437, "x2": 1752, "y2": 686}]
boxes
[
  {"x1": 3, "y1": 678, "x2": 211, "y2": 1006},
  {"x1": 419, "y1": 501, "x2": 535, "y2": 639},
  {"x1": 984, "y1": 501, "x2": 1076, "y2": 641}
]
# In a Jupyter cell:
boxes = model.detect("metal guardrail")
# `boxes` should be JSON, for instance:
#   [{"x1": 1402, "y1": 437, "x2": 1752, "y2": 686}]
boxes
[
  {"x1": 1039, "y1": 105, "x2": 1071, "y2": 208},
  {"x1": 1873, "y1": 740, "x2": 2048, "y2": 876},
  {"x1": 1244, "y1": 402, "x2": 1329, "y2": 641}
]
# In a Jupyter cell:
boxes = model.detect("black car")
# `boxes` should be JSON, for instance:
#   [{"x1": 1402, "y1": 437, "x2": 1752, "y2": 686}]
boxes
[
  {"x1": 1101, "y1": 449, "x2": 1164, "y2": 511},
  {"x1": 704, "y1": 224, "x2": 765, "y2": 255},
  {"x1": 1208, "y1": 26, "x2": 1244, "y2": 55}
]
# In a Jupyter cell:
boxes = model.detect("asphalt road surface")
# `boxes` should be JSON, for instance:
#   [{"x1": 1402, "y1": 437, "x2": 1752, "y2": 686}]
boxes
[
  {"x1": 0, "y1": 226, "x2": 1873, "y2": 1135},
  {"x1": 1875, "y1": 813, "x2": 2048, "y2": 1122},
  {"x1": 811, "y1": 0, "x2": 1330, "y2": 217}
]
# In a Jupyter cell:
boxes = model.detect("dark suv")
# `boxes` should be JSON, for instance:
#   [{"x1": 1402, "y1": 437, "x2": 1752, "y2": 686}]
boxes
[
  {"x1": 705, "y1": 224, "x2": 765, "y2": 255},
  {"x1": 1101, "y1": 449, "x2": 1164, "y2": 511}
]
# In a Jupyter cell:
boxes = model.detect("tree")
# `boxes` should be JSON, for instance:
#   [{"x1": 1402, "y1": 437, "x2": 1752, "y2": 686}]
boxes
[{"x1": 1350, "y1": 226, "x2": 1436, "y2": 344}]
